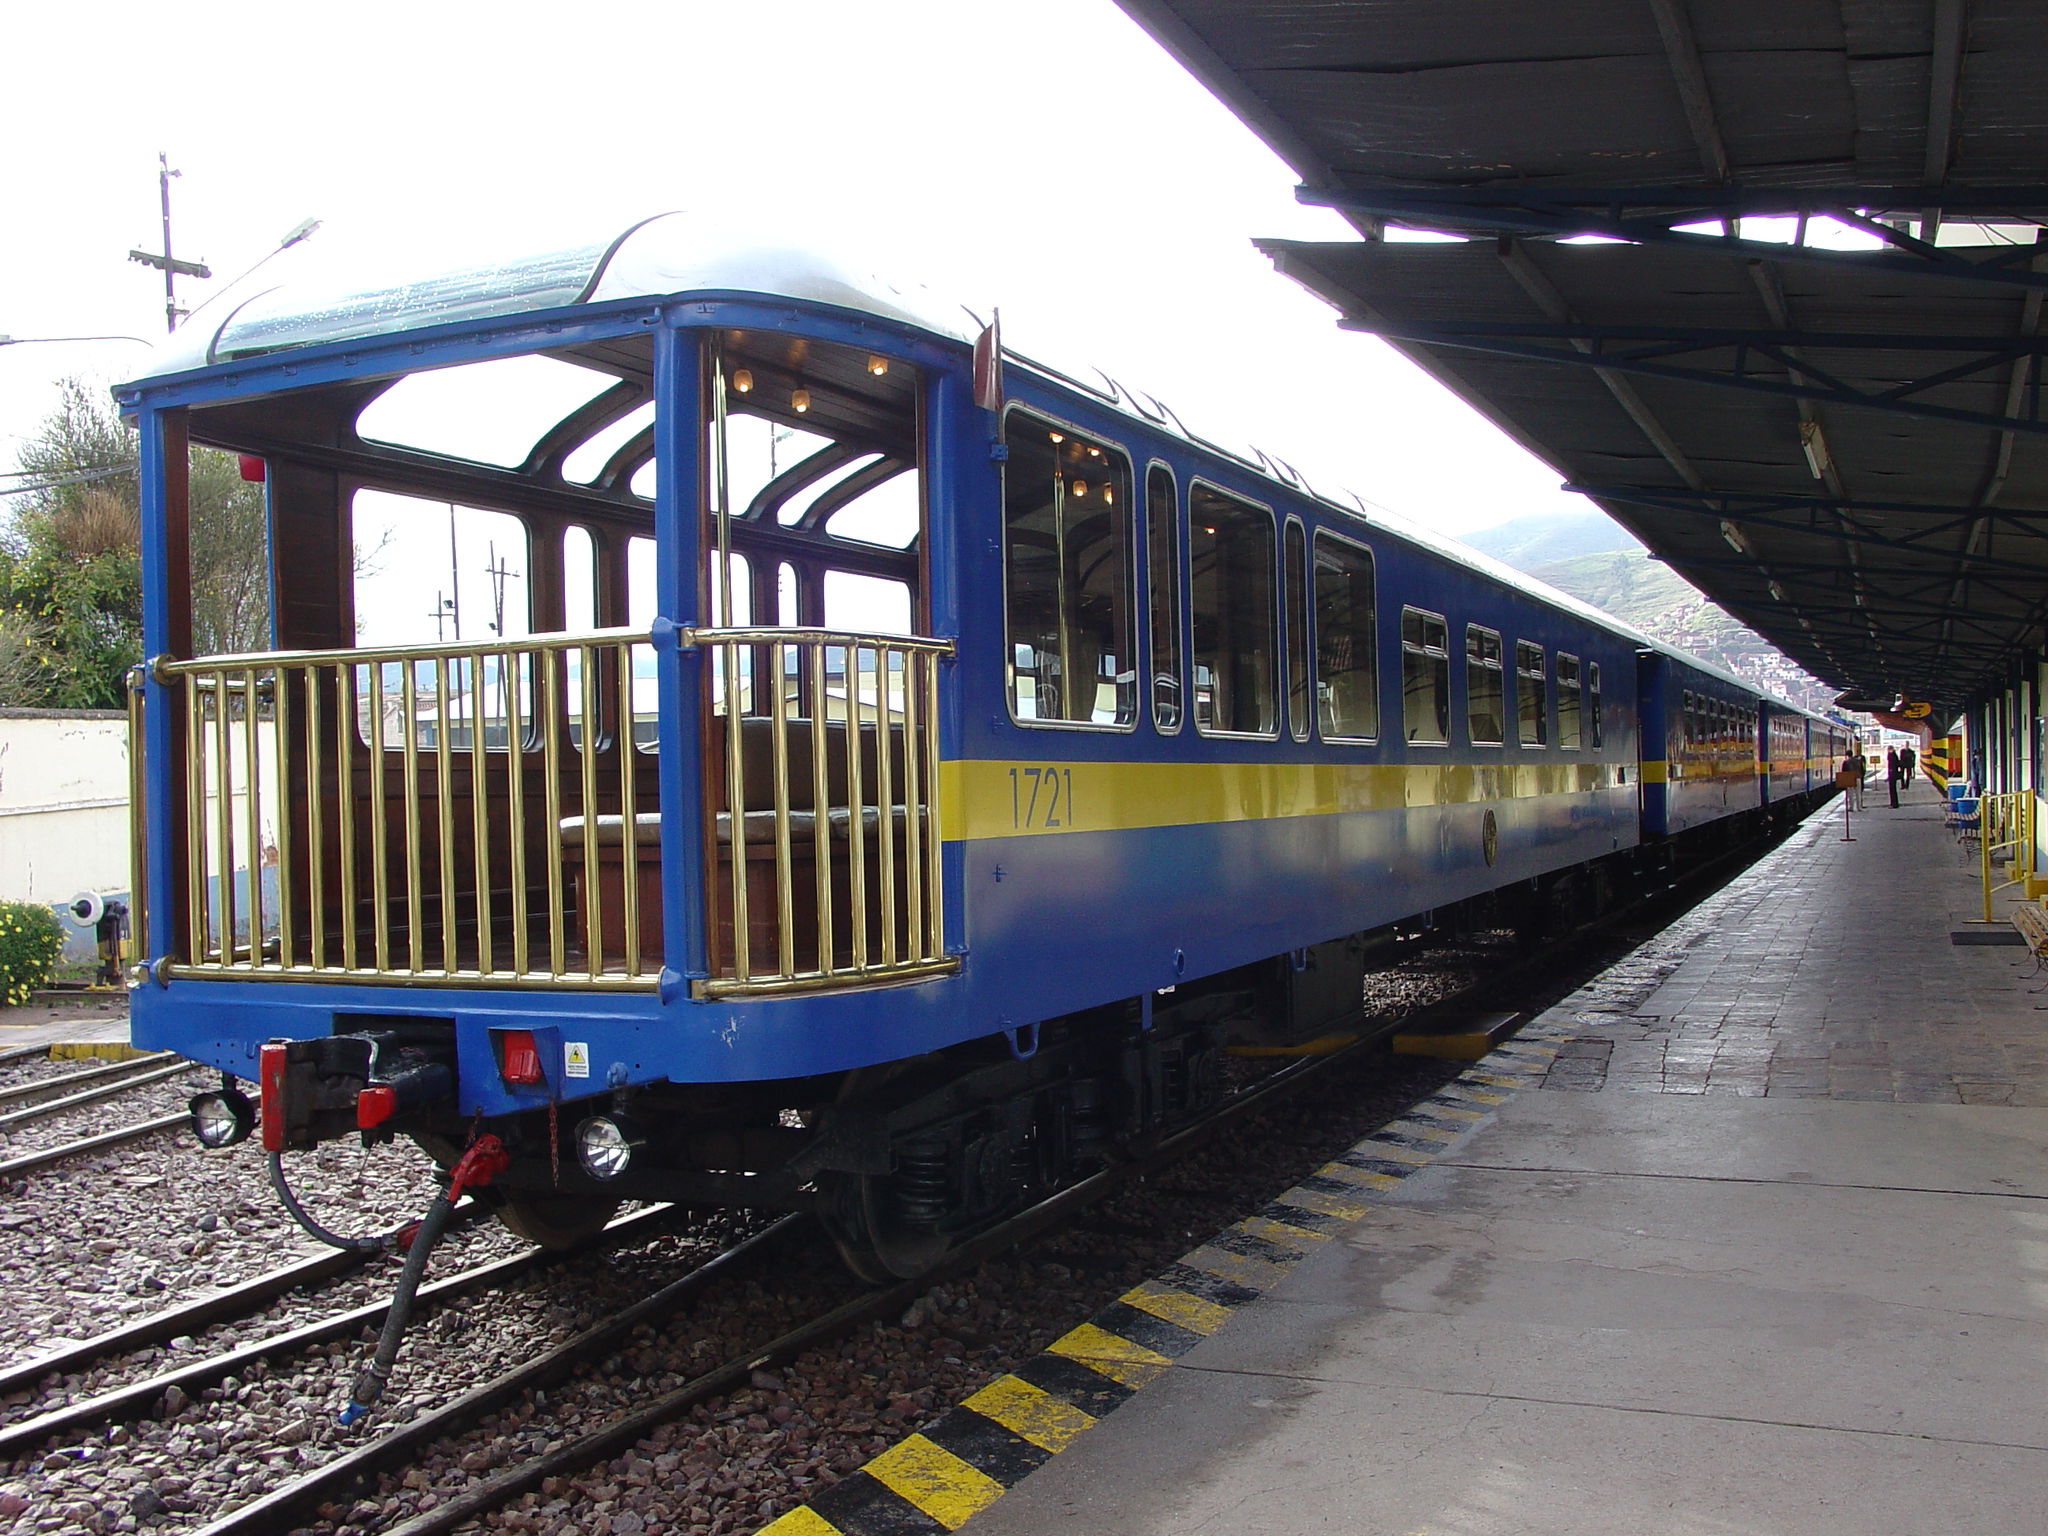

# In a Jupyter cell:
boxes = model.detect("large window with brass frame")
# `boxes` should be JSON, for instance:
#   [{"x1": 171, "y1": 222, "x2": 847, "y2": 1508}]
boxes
[
  {"x1": 1190, "y1": 485, "x2": 1277, "y2": 736},
  {"x1": 1401, "y1": 608, "x2": 1449, "y2": 745},
  {"x1": 1517, "y1": 641, "x2": 1548, "y2": 747},
  {"x1": 1466, "y1": 625, "x2": 1504, "y2": 745},
  {"x1": 1313, "y1": 531, "x2": 1377, "y2": 741},
  {"x1": 1003, "y1": 411, "x2": 1136, "y2": 728},
  {"x1": 1146, "y1": 465, "x2": 1183, "y2": 733}
]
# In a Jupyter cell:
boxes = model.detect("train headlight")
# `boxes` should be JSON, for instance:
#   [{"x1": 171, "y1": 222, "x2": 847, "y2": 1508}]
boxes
[
  {"x1": 189, "y1": 1087, "x2": 257, "y2": 1149},
  {"x1": 574, "y1": 1113, "x2": 644, "y2": 1181}
]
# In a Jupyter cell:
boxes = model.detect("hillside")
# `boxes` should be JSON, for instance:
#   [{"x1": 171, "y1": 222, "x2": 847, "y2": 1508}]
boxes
[
  {"x1": 1461, "y1": 512, "x2": 1838, "y2": 713},
  {"x1": 1462, "y1": 511, "x2": 1642, "y2": 569}
]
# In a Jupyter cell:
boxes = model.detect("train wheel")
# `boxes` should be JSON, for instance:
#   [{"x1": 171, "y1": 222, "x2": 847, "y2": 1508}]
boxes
[
  {"x1": 495, "y1": 1190, "x2": 622, "y2": 1250},
  {"x1": 816, "y1": 1169, "x2": 950, "y2": 1282}
]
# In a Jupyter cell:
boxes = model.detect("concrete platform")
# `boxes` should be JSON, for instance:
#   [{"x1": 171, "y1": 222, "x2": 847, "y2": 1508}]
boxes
[
  {"x1": 952, "y1": 783, "x2": 2048, "y2": 1536},
  {"x1": 0, "y1": 995, "x2": 133, "y2": 1056}
]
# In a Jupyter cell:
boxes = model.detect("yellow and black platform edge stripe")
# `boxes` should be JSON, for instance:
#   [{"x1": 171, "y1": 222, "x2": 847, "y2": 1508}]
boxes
[
  {"x1": 756, "y1": 1016, "x2": 1575, "y2": 1536},
  {"x1": 45, "y1": 1039, "x2": 151, "y2": 1063}
]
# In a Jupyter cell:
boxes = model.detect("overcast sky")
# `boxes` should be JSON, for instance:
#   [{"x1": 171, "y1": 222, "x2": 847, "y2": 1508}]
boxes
[{"x1": 0, "y1": 0, "x2": 1608, "y2": 546}]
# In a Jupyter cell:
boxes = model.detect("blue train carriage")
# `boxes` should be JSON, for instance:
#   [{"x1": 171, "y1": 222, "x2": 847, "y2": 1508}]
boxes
[
  {"x1": 1636, "y1": 648, "x2": 1769, "y2": 843},
  {"x1": 119, "y1": 220, "x2": 1638, "y2": 1277},
  {"x1": 1759, "y1": 693, "x2": 1842, "y2": 819}
]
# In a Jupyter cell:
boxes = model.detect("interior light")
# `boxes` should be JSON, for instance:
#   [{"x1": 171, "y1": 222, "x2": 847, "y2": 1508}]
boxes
[
  {"x1": 1087, "y1": 446, "x2": 1102, "y2": 459},
  {"x1": 1102, "y1": 485, "x2": 1115, "y2": 505},
  {"x1": 792, "y1": 388, "x2": 811, "y2": 413},
  {"x1": 732, "y1": 369, "x2": 753, "y2": 394},
  {"x1": 1072, "y1": 480, "x2": 1088, "y2": 498},
  {"x1": 1049, "y1": 432, "x2": 1064, "y2": 443},
  {"x1": 867, "y1": 354, "x2": 889, "y2": 376}
]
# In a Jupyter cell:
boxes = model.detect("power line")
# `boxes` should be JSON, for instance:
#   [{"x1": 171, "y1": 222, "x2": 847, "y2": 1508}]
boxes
[{"x1": 0, "y1": 465, "x2": 138, "y2": 498}]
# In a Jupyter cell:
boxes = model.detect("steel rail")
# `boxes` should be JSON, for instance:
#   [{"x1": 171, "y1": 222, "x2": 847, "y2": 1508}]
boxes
[
  {"x1": 0, "y1": 1204, "x2": 679, "y2": 1459},
  {"x1": 0, "y1": 1051, "x2": 175, "y2": 1110},
  {"x1": 349, "y1": 1044, "x2": 1361, "y2": 1536},
  {"x1": 0, "y1": 1203, "x2": 492, "y2": 1401},
  {"x1": 0, "y1": 1059, "x2": 199, "y2": 1130},
  {"x1": 186, "y1": 1212, "x2": 806, "y2": 1536},
  {"x1": 0, "y1": 1113, "x2": 185, "y2": 1178},
  {"x1": 190, "y1": 1036, "x2": 1359, "y2": 1536}
]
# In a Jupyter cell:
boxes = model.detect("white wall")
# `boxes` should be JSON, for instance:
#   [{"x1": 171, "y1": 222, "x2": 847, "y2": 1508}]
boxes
[{"x1": 0, "y1": 710, "x2": 131, "y2": 905}]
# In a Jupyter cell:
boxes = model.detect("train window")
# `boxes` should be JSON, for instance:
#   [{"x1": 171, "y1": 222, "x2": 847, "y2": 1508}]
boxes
[
  {"x1": 1285, "y1": 519, "x2": 1310, "y2": 741},
  {"x1": 1682, "y1": 690, "x2": 1696, "y2": 745},
  {"x1": 564, "y1": 525, "x2": 598, "y2": 632},
  {"x1": 626, "y1": 536, "x2": 655, "y2": 629},
  {"x1": 1587, "y1": 661, "x2": 1603, "y2": 748},
  {"x1": 1516, "y1": 642, "x2": 1547, "y2": 747},
  {"x1": 1313, "y1": 532, "x2": 1378, "y2": 741},
  {"x1": 824, "y1": 471, "x2": 921, "y2": 550},
  {"x1": 1003, "y1": 413, "x2": 1137, "y2": 728},
  {"x1": 1466, "y1": 626, "x2": 1504, "y2": 745},
  {"x1": 563, "y1": 398, "x2": 656, "y2": 487},
  {"x1": 1190, "y1": 484, "x2": 1278, "y2": 736},
  {"x1": 1146, "y1": 466, "x2": 1183, "y2": 733},
  {"x1": 825, "y1": 571, "x2": 913, "y2": 635},
  {"x1": 349, "y1": 493, "x2": 534, "y2": 749},
  {"x1": 1401, "y1": 608, "x2": 1450, "y2": 745},
  {"x1": 1557, "y1": 653, "x2": 1582, "y2": 749},
  {"x1": 356, "y1": 354, "x2": 616, "y2": 470}
]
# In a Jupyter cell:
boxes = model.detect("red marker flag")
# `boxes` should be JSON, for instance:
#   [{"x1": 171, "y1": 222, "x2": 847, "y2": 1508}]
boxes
[{"x1": 971, "y1": 311, "x2": 1003, "y2": 413}]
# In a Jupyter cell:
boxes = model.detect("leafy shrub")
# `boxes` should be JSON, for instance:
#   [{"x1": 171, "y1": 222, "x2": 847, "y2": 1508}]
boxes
[{"x1": 0, "y1": 903, "x2": 64, "y2": 1006}]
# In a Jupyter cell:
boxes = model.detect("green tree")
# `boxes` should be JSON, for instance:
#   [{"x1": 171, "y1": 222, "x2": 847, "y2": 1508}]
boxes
[{"x1": 0, "y1": 378, "x2": 270, "y2": 706}]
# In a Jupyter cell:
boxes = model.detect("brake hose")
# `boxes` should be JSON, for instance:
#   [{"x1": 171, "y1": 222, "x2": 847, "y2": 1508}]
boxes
[
  {"x1": 339, "y1": 1134, "x2": 509, "y2": 1428},
  {"x1": 267, "y1": 1150, "x2": 386, "y2": 1254}
]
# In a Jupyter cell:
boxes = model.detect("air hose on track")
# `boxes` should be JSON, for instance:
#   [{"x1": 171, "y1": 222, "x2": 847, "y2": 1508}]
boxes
[
  {"x1": 339, "y1": 1133, "x2": 509, "y2": 1429},
  {"x1": 266, "y1": 1151, "x2": 386, "y2": 1254}
]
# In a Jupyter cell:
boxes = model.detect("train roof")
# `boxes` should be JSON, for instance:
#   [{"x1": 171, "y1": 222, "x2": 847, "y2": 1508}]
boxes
[{"x1": 127, "y1": 215, "x2": 1828, "y2": 723}]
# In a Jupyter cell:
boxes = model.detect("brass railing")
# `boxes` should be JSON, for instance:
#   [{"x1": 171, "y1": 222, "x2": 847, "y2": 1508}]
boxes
[
  {"x1": 151, "y1": 628, "x2": 658, "y2": 989},
  {"x1": 688, "y1": 626, "x2": 954, "y2": 998}
]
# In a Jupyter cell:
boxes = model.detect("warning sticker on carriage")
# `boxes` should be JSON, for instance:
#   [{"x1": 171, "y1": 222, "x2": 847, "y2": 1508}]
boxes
[{"x1": 564, "y1": 1042, "x2": 590, "y2": 1079}]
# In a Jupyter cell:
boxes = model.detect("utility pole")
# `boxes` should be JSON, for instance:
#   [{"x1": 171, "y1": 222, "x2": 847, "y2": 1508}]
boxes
[
  {"x1": 482, "y1": 542, "x2": 517, "y2": 637},
  {"x1": 127, "y1": 153, "x2": 212, "y2": 333},
  {"x1": 445, "y1": 504, "x2": 462, "y2": 642}
]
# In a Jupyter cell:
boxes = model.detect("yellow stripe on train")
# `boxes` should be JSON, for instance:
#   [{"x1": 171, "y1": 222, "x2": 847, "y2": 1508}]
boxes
[{"x1": 937, "y1": 759, "x2": 1629, "y2": 841}]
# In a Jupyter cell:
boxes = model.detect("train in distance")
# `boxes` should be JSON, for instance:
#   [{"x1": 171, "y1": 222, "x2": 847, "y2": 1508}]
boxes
[{"x1": 115, "y1": 214, "x2": 1851, "y2": 1283}]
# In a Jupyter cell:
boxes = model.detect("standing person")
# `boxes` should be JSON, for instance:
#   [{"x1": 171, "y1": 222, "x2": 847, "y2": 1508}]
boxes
[
  {"x1": 1841, "y1": 745, "x2": 1866, "y2": 810},
  {"x1": 1902, "y1": 744, "x2": 1917, "y2": 786},
  {"x1": 1886, "y1": 745, "x2": 1900, "y2": 807}
]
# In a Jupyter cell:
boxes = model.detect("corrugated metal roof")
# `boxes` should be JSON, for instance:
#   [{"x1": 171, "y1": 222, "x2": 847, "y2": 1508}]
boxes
[{"x1": 1117, "y1": 0, "x2": 2048, "y2": 715}]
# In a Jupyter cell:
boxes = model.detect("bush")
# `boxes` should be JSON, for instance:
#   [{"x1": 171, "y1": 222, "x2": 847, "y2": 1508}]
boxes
[{"x1": 0, "y1": 902, "x2": 64, "y2": 1006}]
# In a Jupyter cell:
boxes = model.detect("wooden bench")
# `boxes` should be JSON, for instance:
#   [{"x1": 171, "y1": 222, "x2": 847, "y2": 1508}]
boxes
[
  {"x1": 559, "y1": 715, "x2": 914, "y2": 971},
  {"x1": 2011, "y1": 899, "x2": 2048, "y2": 963}
]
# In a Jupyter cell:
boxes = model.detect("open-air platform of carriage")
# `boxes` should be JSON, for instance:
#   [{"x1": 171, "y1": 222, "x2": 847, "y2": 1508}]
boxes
[{"x1": 961, "y1": 783, "x2": 2048, "y2": 1536}]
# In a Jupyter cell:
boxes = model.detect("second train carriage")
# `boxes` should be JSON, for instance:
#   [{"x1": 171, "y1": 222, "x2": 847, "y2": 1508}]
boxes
[{"x1": 121, "y1": 219, "x2": 1833, "y2": 1273}]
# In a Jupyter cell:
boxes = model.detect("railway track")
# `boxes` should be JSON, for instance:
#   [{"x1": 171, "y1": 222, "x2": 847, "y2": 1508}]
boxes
[
  {"x1": 177, "y1": 1030, "x2": 1388, "y2": 1536},
  {"x1": 0, "y1": 1058, "x2": 197, "y2": 1130},
  {"x1": 0, "y1": 1112, "x2": 189, "y2": 1179},
  {"x1": 0, "y1": 1205, "x2": 694, "y2": 1459},
  {"x1": 0, "y1": 1051, "x2": 174, "y2": 1106}
]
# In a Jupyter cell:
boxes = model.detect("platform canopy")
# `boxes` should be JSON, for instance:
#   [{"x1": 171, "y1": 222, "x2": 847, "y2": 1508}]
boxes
[{"x1": 1115, "y1": 0, "x2": 2048, "y2": 718}]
